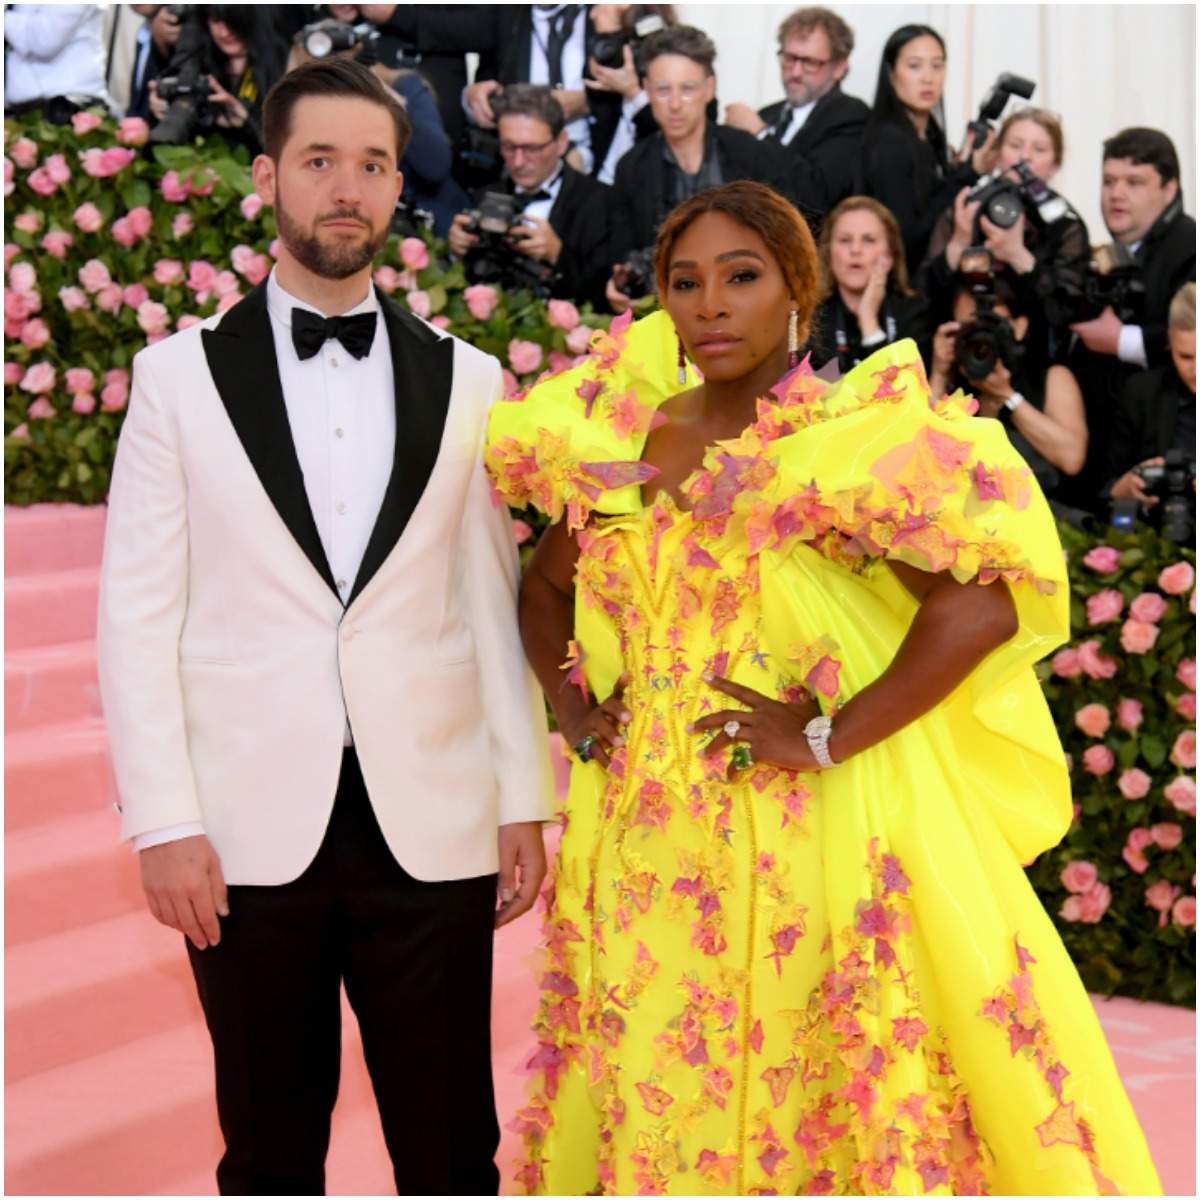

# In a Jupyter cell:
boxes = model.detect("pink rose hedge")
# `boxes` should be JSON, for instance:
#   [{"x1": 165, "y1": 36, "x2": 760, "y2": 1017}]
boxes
[{"x1": 1033, "y1": 525, "x2": 1196, "y2": 1004}]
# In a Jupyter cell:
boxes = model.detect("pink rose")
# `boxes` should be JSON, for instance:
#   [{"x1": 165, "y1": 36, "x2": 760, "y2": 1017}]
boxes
[
  {"x1": 1083, "y1": 545, "x2": 1121, "y2": 574},
  {"x1": 1077, "y1": 883, "x2": 1111, "y2": 924},
  {"x1": 431, "y1": 315, "x2": 451, "y2": 330},
  {"x1": 1117, "y1": 768, "x2": 1152, "y2": 800},
  {"x1": 71, "y1": 392, "x2": 96, "y2": 415},
  {"x1": 95, "y1": 284, "x2": 123, "y2": 314},
  {"x1": 126, "y1": 206, "x2": 153, "y2": 238},
  {"x1": 240, "y1": 192, "x2": 264, "y2": 220},
  {"x1": 1074, "y1": 703, "x2": 1111, "y2": 738},
  {"x1": 1151, "y1": 822, "x2": 1183, "y2": 850},
  {"x1": 58, "y1": 286, "x2": 89, "y2": 312},
  {"x1": 1145, "y1": 880, "x2": 1182, "y2": 926},
  {"x1": 41, "y1": 230, "x2": 73, "y2": 259},
  {"x1": 1120, "y1": 619, "x2": 1159, "y2": 655},
  {"x1": 111, "y1": 217, "x2": 138, "y2": 248},
  {"x1": 172, "y1": 212, "x2": 194, "y2": 238},
  {"x1": 501, "y1": 368, "x2": 520, "y2": 396},
  {"x1": 566, "y1": 323, "x2": 593, "y2": 355},
  {"x1": 1081, "y1": 745, "x2": 1114, "y2": 776},
  {"x1": 100, "y1": 381, "x2": 128, "y2": 412},
  {"x1": 5, "y1": 361, "x2": 24, "y2": 385},
  {"x1": 26, "y1": 396, "x2": 55, "y2": 419},
  {"x1": 19, "y1": 318, "x2": 50, "y2": 348},
  {"x1": 1078, "y1": 639, "x2": 1118, "y2": 680},
  {"x1": 1165, "y1": 775, "x2": 1196, "y2": 816},
  {"x1": 508, "y1": 338, "x2": 543, "y2": 375},
  {"x1": 373, "y1": 265, "x2": 401, "y2": 293},
  {"x1": 153, "y1": 258, "x2": 185, "y2": 286},
  {"x1": 215, "y1": 292, "x2": 242, "y2": 313},
  {"x1": 1177, "y1": 659, "x2": 1196, "y2": 691},
  {"x1": 175, "y1": 314, "x2": 203, "y2": 331},
  {"x1": 396, "y1": 269, "x2": 417, "y2": 291},
  {"x1": 212, "y1": 270, "x2": 240, "y2": 298},
  {"x1": 2, "y1": 157, "x2": 11, "y2": 198},
  {"x1": 406, "y1": 290, "x2": 432, "y2": 319},
  {"x1": 548, "y1": 350, "x2": 573, "y2": 374},
  {"x1": 463, "y1": 284, "x2": 499, "y2": 322},
  {"x1": 43, "y1": 153, "x2": 71, "y2": 184},
  {"x1": 547, "y1": 298, "x2": 581, "y2": 331},
  {"x1": 80, "y1": 146, "x2": 135, "y2": 178},
  {"x1": 1122, "y1": 827, "x2": 1152, "y2": 874},
  {"x1": 1171, "y1": 730, "x2": 1196, "y2": 770},
  {"x1": 5, "y1": 243, "x2": 21, "y2": 270},
  {"x1": 161, "y1": 170, "x2": 190, "y2": 203},
  {"x1": 26, "y1": 167, "x2": 57, "y2": 197},
  {"x1": 9, "y1": 137, "x2": 38, "y2": 169},
  {"x1": 117, "y1": 116, "x2": 150, "y2": 146},
  {"x1": 9, "y1": 261, "x2": 36, "y2": 294},
  {"x1": 1059, "y1": 895, "x2": 1082, "y2": 922},
  {"x1": 19, "y1": 362, "x2": 55, "y2": 394},
  {"x1": 189, "y1": 169, "x2": 216, "y2": 197},
  {"x1": 512, "y1": 518, "x2": 533, "y2": 545},
  {"x1": 73, "y1": 202, "x2": 104, "y2": 233},
  {"x1": 71, "y1": 110, "x2": 103, "y2": 135},
  {"x1": 1159, "y1": 562, "x2": 1195, "y2": 596},
  {"x1": 13, "y1": 212, "x2": 43, "y2": 234},
  {"x1": 1176, "y1": 692, "x2": 1197, "y2": 721},
  {"x1": 1116, "y1": 698, "x2": 1144, "y2": 731},
  {"x1": 8, "y1": 422, "x2": 29, "y2": 440},
  {"x1": 136, "y1": 300, "x2": 171, "y2": 336},
  {"x1": 268, "y1": 238, "x2": 280, "y2": 259},
  {"x1": 1060, "y1": 860, "x2": 1098, "y2": 893},
  {"x1": 1129, "y1": 592, "x2": 1168, "y2": 623},
  {"x1": 65, "y1": 367, "x2": 96, "y2": 395},
  {"x1": 81, "y1": 261, "x2": 115, "y2": 298},
  {"x1": 230, "y1": 245, "x2": 269, "y2": 286},
  {"x1": 1172, "y1": 896, "x2": 1196, "y2": 927},
  {"x1": 187, "y1": 260, "x2": 218, "y2": 297},
  {"x1": 399, "y1": 237, "x2": 430, "y2": 270}
]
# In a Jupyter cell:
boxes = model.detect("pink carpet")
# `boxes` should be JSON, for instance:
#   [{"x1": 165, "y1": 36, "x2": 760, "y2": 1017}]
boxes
[{"x1": 5, "y1": 504, "x2": 1195, "y2": 1195}]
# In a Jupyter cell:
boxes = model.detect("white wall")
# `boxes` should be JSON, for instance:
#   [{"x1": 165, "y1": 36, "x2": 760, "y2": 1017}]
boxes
[{"x1": 678, "y1": 2, "x2": 1196, "y2": 243}]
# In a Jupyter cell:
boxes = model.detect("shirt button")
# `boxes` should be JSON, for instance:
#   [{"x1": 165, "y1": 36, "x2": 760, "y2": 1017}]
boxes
[
  {"x1": 337, "y1": 578, "x2": 348, "y2": 591},
  {"x1": 337, "y1": 502, "x2": 347, "y2": 515},
  {"x1": 329, "y1": 357, "x2": 339, "y2": 368},
  {"x1": 335, "y1": 427, "x2": 345, "y2": 439}
]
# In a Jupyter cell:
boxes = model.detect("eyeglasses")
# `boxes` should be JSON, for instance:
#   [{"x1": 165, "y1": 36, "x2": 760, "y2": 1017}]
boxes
[
  {"x1": 499, "y1": 138, "x2": 556, "y2": 158},
  {"x1": 778, "y1": 51, "x2": 833, "y2": 73},
  {"x1": 647, "y1": 82, "x2": 707, "y2": 103}
]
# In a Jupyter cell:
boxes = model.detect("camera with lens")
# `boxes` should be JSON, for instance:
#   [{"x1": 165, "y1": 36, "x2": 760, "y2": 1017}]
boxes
[
  {"x1": 965, "y1": 71, "x2": 1036, "y2": 148},
  {"x1": 615, "y1": 247, "x2": 657, "y2": 300},
  {"x1": 391, "y1": 193, "x2": 434, "y2": 239},
  {"x1": 1136, "y1": 448, "x2": 1196, "y2": 543},
  {"x1": 296, "y1": 18, "x2": 381, "y2": 64},
  {"x1": 590, "y1": 13, "x2": 666, "y2": 72},
  {"x1": 149, "y1": 68, "x2": 216, "y2": 145},
  {"x1": 965, "y1": 159, "x2": 1072, "y2": 242},
  {"x1": 1076, "y1": 241, "x2": 1147, "y2": 324},
  {"x1": 954, "y1": 248, "x2": 1023, "y2": 382},
  {"x1": 462, "y1": 191, "x2": 559, "y2": 298}
]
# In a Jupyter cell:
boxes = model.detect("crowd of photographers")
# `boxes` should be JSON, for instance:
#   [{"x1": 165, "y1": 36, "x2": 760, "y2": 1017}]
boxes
[{"x1": 5, "y1": 3, "x2": 1196, "y2": 540}]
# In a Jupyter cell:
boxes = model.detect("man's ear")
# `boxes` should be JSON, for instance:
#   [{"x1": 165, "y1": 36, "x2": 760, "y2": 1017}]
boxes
[
  {"x1": 703, "y1": 74, "x2": 716, "y2": 104},
  {"x1": 831, "y1": 58, "x2": 849, "y2": 84},
  {"x1": 251, "y1": 153, "x2": 276, "y2": 206}
]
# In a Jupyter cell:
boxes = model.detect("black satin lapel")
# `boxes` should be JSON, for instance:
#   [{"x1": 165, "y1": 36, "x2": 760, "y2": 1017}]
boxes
[
  {"x1": 348, "y1": 299, "x2": 454, "y2": 606},
  {"x1": 200, "y1": 283, "x2": 340, "y2": 598}
]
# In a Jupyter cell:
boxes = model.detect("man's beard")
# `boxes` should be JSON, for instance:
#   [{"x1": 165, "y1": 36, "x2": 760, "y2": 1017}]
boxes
[{"x1": 274, "y1": 186, "x2": 389, "y2": 280}]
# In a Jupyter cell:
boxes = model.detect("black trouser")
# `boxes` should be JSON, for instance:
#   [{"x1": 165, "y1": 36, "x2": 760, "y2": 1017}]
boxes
[{"x1": 187, "y1": 748, "x2": 500, "y2": 1196}]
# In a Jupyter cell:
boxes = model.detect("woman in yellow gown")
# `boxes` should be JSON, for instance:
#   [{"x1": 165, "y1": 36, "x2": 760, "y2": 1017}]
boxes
[{"x1": 485, "y1": 182, "x2": 1161, "y2": 1196}]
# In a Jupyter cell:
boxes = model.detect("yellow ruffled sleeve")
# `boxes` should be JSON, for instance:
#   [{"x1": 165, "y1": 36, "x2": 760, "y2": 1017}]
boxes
[{"x1": 484, "y1": 309, "x2": 695, "y2": 529}]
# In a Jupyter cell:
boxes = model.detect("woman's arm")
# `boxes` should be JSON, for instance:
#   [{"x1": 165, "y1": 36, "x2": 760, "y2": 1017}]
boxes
[{"x1": 1008, "y1": 365, "x2": 1089, "y2": 475}]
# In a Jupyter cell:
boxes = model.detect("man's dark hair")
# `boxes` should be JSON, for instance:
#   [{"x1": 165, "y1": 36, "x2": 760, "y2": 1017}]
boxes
[
  {"x1": 491, "y1": 84, "x2": 565, "y2": 138},
  {"x1": 778, "y1": 7, "x2": 854, "y2": 61},
  {"x1": 1102, "y1": 127, "x2": 1181, "y2": 186},
  {"x1": 262, "y1": 58, "x2": 413, "y2": 163},
  {"x1": 640, "y1": 25, "x2": 717, "y2": 77}
]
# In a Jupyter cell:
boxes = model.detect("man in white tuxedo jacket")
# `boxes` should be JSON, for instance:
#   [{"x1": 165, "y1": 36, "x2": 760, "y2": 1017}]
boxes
[{"x1": 97, "y1": 57, "x2": 554, "y2": 1196}]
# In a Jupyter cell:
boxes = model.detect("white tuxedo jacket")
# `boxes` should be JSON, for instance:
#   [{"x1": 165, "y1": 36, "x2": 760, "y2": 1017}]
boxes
[{"x1": 97, "y1": 282, "x2": 554, "y2": 884}]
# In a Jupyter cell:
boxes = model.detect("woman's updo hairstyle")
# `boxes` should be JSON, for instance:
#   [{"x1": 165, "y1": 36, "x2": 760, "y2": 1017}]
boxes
[{"x1": 653, "y1": 181, "x2": 820, "y2": 345}]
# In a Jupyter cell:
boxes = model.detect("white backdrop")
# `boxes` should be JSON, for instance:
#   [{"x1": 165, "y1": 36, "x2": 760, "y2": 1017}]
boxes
[{"x1": 678, "y1": 3, "x2": 1197, "y2": 243}]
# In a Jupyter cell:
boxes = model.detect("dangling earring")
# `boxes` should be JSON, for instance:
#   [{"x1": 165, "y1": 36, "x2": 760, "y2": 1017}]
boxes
[
  {"x1": 677, "y1": 335, "x2": 688, "y2": 385},
  {"x1": 787, "y1": 309, "x2": 799, "y2": 369}
]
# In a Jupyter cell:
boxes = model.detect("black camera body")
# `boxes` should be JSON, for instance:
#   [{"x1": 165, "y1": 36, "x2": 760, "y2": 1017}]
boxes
[
  {"x1": 954, "y1": 248, "x2": 1023, "y2": 382},
  {"x1": 590, "y1": 14, "x2": 666, "y2": 72},
  {"x1": 1077, "y1": 242, "x2": 1147, "y2": 325},
  {"x1": 1137, "y1": 448, "x2": 1196, "y2": 544},
  {"x1": 965, "y1": 160, "x2": 1071, "y2": 242},
  {"x1": 615, "y1": 247, "x2": 657, "y2": 299},
  {"x1": 966, "y1": 72, "x2": 1036, "y2": 147},
  {"x1": 463, "y1": 192, "x2": 558, "y2": 298},
  {"x1": 150, "y1": 71, "x2": 216, "y2": 144}
]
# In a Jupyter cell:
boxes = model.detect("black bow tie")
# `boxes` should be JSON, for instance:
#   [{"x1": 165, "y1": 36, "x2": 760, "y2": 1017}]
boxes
[{"x1": 291, "y1": 308, "x2": 377, "y2": 361}]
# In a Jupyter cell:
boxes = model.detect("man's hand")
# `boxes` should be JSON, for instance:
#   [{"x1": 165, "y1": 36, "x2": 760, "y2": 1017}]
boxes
[
  {"x1": 944, "y1": 186, "x2": 981, "y2": 272},
  {"x1": 1111, "y1": 457, "x2": 1163, "y2": 506},
  {"x1": 466, "y1": 80, "x2": 503, "y2": 129},
  {"x1": 509, "y1": 216, "x2": 562, "y2": 264},
  {"x1": 586, "y1": 45, "x2": 641, "y2": 101},
  {"x1": 495, "y1": 821, "x2": 547, "y2": 928},
  {"x1": 980, "y1": 212, "x2": 1035, "y2": 274},
  {"x1": 140, "y1": 834, "x2": 229, "y2": 950},
  {"x1": 207, "y1": 75, "x2": 249, "y2": 129},
  {"x1": 724, "y1": 102, "x2": 766, "y2": 136},
  {"x1": 150, "y1": 5, "x2": 183, "y2": 55},
  {"x1": 605, "y1": 268, "x2": 634, "y2": 315},
  {"x1": 147, "y1": 79, "x2": 168, "y2": 122},
  {"x1": 447, "y1": 211, "x2": 479, "y2": 258},
  {"x1": 1070, "y1": 306, "x2": 1122, "y2": 356}
]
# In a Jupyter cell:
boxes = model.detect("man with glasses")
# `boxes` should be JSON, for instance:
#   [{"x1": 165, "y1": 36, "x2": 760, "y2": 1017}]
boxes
[
  {"x1": 605, "y1": 25, "x2": 799, "y2": 310},
  {"x1": 726, "y1": 6, "x2": 869, "y2": 214},
  {"x1": 448, "y1": 84, "x2": 613, "y2": 308}
]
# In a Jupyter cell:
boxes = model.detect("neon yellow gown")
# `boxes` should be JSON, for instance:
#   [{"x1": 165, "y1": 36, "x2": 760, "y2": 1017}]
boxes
[{"x1": 485, "y1": 310, "x2": 1161, "y2": 1196}]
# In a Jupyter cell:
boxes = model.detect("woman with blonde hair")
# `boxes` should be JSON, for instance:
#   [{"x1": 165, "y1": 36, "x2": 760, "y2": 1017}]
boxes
[{"x1": 812, "y1": 195, "x2": 932, "y2": 373}]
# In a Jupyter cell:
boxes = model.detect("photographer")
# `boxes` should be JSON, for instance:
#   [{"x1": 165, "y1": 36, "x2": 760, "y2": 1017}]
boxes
[
  {"x1": 127, "y1": 6, "x2": 184, "y2": 122},
  {"x1": 929, "y1": 266, "x2": 1088, "y2": 500},
  {"x1": 724, "y1": 6, "x2": 870, "y2": 214},
  {"x1": 922, "y1": 108, "x2": 1090, "y2": 363},
  {"x1": 809, "y1": 196, "x2": 931, "y2": 373},
  {"x1": 605, "y1": 25, "x2": 797, "y2": 313},
  {"x1": 147, "y1": 6, "x2": 287, "y2": 153},
  {"x1": 447, "y1": 85, "x2": 613, "y2": 308},
  {"x1": 1105, "y1": 283, "x2": 1196, "y2": 537}
]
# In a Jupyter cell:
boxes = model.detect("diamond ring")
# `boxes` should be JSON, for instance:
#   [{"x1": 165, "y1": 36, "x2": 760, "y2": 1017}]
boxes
[{"x1": 723, "y1": 720, "x2": 741, "y2": 739}]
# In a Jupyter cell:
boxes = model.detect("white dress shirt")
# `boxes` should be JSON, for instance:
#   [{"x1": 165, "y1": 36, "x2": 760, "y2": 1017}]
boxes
[
  {"x1": 4, "y1": 4, "x2": 110, "y2": 108},
  {"x1": 757, "y1": 98, "x2": 817, "y2": 147},
  {"x1": 597, "y1": 90, "x2": 649, "y2": 185},
  {"x1": 1115, "y1": 238, "x2": 1149, "y2": 368},
  {"x1": 132, "y1": 269, "x2": 397, "y2": 851},
  {"x1": 529, "y1": 4, "x2": 592, "y2": 173}
]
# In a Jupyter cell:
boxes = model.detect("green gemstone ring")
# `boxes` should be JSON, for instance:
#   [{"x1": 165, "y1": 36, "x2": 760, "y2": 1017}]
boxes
[
  {"x1": 730, "y1": 744, "x2": 754, "y2": 772},
  {"x1": 574, "y1": 734, "x2": 597, "y2": 763}
]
